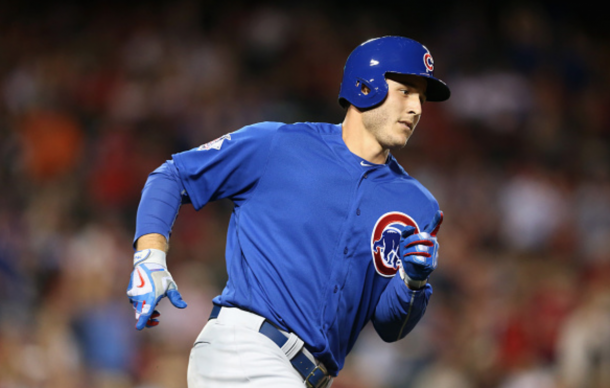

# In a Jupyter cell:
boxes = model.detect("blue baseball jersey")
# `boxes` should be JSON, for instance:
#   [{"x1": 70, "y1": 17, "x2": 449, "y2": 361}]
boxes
[{"x1": 142, "y1": 121, "x2": 439, "y2": 376}]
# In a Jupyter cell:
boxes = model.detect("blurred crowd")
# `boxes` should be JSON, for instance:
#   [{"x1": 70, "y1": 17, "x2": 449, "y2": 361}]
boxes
[{"x1": 1, "y1": 1, "x2": 609, "y2": 387}]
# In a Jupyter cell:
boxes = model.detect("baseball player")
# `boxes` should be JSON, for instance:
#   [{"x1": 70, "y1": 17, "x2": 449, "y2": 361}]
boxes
[{"x1": 127, "y1": 36, "x2": 450, "y2": 388}]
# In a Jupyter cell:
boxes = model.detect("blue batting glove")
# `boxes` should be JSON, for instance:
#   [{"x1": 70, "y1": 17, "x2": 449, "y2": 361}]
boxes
[
  {"x1": 126, "y1": 249, "x2": 187, "y2": 330},
  {"x1": 399, "y1": 210, "x2": 443, "y2": 289}
]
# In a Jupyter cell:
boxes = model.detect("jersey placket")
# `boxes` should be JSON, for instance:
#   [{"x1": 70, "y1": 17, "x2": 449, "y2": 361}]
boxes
[{"x1": 321, "y1": 167, "x2": 375, "y2": 335}]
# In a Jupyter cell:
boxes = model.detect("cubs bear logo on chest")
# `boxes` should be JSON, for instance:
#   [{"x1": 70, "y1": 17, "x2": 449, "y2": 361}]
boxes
[{"x1": 371, "y1": 212, "x2": 420, "y2": 277}]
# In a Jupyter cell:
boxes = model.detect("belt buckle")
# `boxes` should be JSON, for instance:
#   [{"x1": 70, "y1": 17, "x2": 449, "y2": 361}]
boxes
[{"x1": 305, "y1": 363, "x2": 330, "y2": 388}]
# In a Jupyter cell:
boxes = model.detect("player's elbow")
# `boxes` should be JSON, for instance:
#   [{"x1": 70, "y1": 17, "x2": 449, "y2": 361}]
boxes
[
  {"x1": 379, "y1": 332, "x2": 401, "y2": 343},
  {"x1": 372, "y1": 320, "x2": 403, "y2": 343}
]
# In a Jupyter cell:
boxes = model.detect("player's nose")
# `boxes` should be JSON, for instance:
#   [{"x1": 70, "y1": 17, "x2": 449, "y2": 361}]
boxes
[{"x1": 407, "y1": 94, "x2": 423, "y2": 117}]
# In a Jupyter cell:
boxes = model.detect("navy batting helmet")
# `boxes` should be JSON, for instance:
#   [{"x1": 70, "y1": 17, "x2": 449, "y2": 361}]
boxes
[{"x1": 338, "y1": 36, "x2": 451, "y2": 109}]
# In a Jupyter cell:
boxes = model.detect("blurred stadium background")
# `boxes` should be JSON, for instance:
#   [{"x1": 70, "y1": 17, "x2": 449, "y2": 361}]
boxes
[{"x1": 1, "y1": 1, "x2": 609, "y2": 387}]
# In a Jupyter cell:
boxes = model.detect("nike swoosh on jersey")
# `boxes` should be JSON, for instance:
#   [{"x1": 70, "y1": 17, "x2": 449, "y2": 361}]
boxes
[{"x1": 360, "y1": 161, "x2": 372, "y2": 167}]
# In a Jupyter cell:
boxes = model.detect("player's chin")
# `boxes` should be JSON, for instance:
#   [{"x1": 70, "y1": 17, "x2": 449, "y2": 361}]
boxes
[
  {"x1": 396, "y1": 128, "x2": 414, "y2": 146},
  {"x1": 386, "y1": 134, "x2": 411, "y2": 150},
  {"x1": 383, "y1": 140, "x2": 409, "y2": 151}
]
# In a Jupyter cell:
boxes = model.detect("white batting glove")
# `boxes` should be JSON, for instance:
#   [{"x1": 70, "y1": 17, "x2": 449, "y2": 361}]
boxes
[{"x1": 126, "y1": 249, "x2": 187, "y2": 330}]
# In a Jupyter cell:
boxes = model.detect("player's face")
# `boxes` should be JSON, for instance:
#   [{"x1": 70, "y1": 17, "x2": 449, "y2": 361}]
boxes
[{"x1": 361, "y1": 74, "x2": 427, "y2": 150}]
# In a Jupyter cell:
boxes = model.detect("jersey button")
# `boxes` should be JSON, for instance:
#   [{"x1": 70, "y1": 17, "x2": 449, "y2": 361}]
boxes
[
  {"x1": 363, "y1": 173, "x2": 368, "y2": 179},
  {"x1": 356, "y1": 208, "x2": 361, "y2": 216},
  {"x1": 333, "y1": 285, "x2": 339, "y2": 293},
  {"x1": 344, "y1": 247, "x2": 348, "y2": 255}
]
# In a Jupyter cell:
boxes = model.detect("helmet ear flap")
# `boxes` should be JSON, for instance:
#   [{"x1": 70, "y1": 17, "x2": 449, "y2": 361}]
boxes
[
  {"x1": 340, "y1": 77, "x2": 381, "y2": 109},
  {"x1": 353, "y1": 77, "x2": 388, "y2": 109}
]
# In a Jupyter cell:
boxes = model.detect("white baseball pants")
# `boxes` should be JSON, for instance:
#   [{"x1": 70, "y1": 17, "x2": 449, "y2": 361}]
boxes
[{"x1": 187, "y1": 306, "x2": 332, "y2": 388}]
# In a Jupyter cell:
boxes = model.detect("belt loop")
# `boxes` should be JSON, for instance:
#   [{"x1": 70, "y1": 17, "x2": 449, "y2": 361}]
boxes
[
  {"x1": 281, "y1": 333, "x2": 304, "y2": 360},
  {"x1": 209, "y1": 303, "x2": 221, "y2": 320}
]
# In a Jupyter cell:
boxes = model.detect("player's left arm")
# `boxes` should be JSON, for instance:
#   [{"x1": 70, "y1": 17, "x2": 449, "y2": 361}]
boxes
[{"x1": 371, "y1": 210, "x2": 443, "y2": 342}]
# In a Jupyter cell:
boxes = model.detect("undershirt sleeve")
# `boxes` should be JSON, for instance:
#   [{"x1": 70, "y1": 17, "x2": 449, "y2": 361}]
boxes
[{"x1": 133, "y1": 160, "x2": 187, "y2": 248}]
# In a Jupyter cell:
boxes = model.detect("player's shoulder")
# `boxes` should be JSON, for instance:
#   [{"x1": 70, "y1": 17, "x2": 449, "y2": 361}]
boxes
[
  {"x1": 234, "y1": 121, "x2": 338, "y2": 136},
  {"x1": 388, "y1": 156, "x2": 439, "y2": 206},
  {"x1": 235, "y1": 121, "x2": 286, "y2": 135},
  {"x1": 278, "y1": 121, "x2": 341, "y2": 135},
  {"x1": 204, "y1": 121, "x2": 337, "y2": 152}
]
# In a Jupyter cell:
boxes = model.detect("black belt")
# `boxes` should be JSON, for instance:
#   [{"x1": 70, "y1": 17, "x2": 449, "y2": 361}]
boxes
[{"x1": 209, "y1": 304, "x2": 331, "y2": 388}]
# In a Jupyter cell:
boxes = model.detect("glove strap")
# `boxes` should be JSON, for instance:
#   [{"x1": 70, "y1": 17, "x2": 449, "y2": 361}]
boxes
[
  {"x1": 133, "y1": 248, "x2": 167, "y2": 268},
  {"x1": 399, "y1": 266, "x2": 428, "y2": 290}
]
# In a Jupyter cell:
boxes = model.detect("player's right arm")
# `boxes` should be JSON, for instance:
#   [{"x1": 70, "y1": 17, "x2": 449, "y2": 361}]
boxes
[
  {"x1": 126, "y1": 122, "x2": 283, "y2": 330},
  {"x1": 127, "y1": 160, "x2": 189, "y2": 330},
  {"x1": 136, "y1": 233, "x2": 168, "y2": 252}
]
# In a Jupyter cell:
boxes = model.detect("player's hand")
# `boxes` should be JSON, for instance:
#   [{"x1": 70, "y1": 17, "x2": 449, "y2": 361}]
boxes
[
  {"x1": 399, "y1": 210, "x2": 443, "y2": 289},
  {"x1": 126, "y1": 249, "x2": 187, "y2": 330}
]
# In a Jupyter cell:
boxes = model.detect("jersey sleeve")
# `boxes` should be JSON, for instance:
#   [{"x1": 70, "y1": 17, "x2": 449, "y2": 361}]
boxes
[
  {"x1": 172, "y1": 122, "x2": 283, "y2": 210},
  {"x1": 371, "y1": 202, "x2": 440, "y2": 342},
  {"x1": 133, "y1": 160, "x2": 188, "y2": 247},
  {"x1": 371, "y1": 278, "x2": 433, "y2": 342}
]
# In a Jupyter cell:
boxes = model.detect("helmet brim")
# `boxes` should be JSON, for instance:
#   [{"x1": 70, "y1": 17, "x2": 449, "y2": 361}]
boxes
[
  {"x1": 424, "y1": 76, "x2": 451, "y2": 102},
  {"x1": 385, "y1": 72, "x2": 451, "y2": 102}
]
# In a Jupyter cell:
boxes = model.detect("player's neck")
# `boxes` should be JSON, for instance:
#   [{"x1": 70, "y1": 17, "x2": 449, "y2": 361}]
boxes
[{"x1": 341, "y1": 108, "x2": 390, "y2": 165}]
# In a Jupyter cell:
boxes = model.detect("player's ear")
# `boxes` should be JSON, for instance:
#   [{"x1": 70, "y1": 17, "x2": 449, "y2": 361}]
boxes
[{"x1": 357, "y1": 81, "x2": 371, "y2": 95}]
